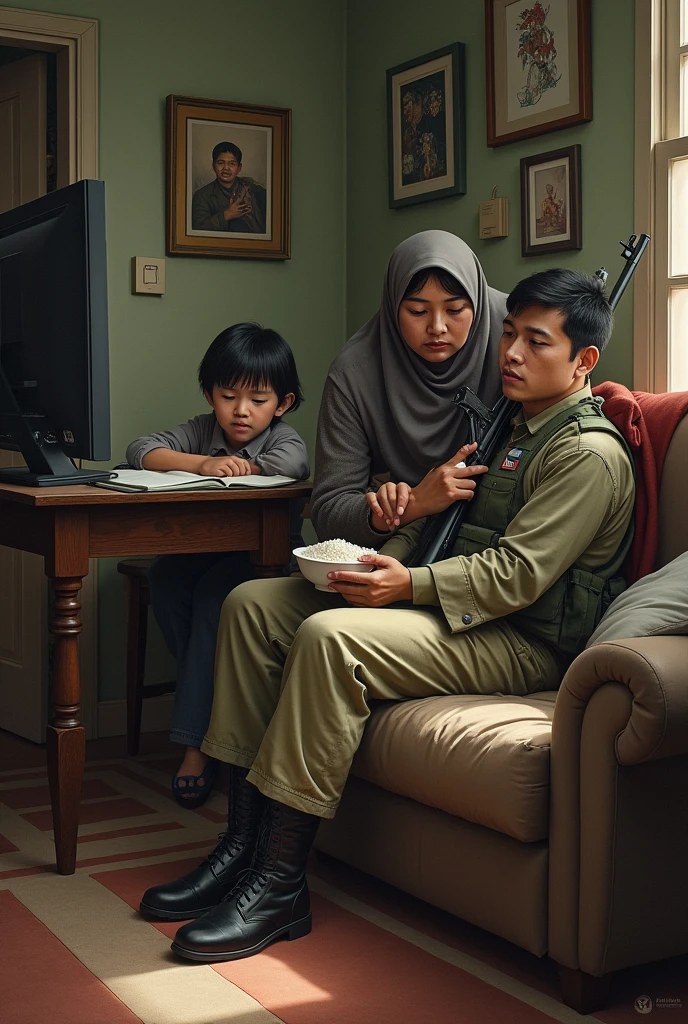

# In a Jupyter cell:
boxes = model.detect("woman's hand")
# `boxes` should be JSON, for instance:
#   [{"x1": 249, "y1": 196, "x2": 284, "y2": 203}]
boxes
[
  {"x1": 198, "y1": 455, "x2": 252, "y2": 477},
  {"x1": 327, "y1": 553, "x2": 412, "y2": 607},
  {"x1": 401, "y1": 442, "x2": 488, "y2": 523},
  {"x1": 367, "y1": 481, "x2": 412, "y2": 530}
]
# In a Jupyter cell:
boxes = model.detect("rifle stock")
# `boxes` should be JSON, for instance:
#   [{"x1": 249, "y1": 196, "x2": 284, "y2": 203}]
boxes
[{"x1": 408, "y1": 233, "x2": 650, "y2": 568}]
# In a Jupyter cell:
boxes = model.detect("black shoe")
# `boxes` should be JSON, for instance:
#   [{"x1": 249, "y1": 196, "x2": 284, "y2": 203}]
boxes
[
  {"x1": 139, "y1": 765, "x2": 263, "y2": 921},
  {"x1": 171, "y1": 797, "x2": 320, "y2": 961}
]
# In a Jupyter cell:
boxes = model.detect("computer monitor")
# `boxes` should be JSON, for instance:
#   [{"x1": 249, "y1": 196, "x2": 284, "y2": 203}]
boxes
[{"x1": 0, "y1": 178, "x2": 113, "y2": 486}]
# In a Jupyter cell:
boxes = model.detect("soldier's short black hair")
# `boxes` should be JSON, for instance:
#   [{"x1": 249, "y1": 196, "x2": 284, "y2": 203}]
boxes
[
  {"x1": 506, "y1": 268, "x2": 613, "y2": 357},
  {"x1": 403, "y1": 266, "x2": 469, "y2": 302},
  {"x1": 212, "y1": 141, "x2": 242, "y2": 164},
  {"x1": 198, "y1": 323, "x2": 303, "y2": 412}
]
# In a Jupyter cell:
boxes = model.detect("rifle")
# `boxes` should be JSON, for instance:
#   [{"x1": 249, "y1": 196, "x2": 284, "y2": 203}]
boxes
[{"x1": 408, "y1": 233, "x2": 651, "y2": 568}]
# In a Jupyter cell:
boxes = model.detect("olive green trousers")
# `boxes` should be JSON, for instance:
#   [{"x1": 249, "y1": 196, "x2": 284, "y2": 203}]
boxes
[{"x1": 201, "y1": 577, "x2": 562, "y2": 819}]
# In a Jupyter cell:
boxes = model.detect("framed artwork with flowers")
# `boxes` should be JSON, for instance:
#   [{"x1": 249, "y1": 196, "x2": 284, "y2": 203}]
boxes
[
  {"x1": 485, "y1": 0, "x2": 592, "y2": 147},
  {"x1": 386, "y1": 43, "x2": 466, "y2": 209}
]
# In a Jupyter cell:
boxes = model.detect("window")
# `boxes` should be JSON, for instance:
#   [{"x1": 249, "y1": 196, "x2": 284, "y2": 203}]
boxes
[
  {"x1": 635, "y1": 0, "x2": 688, "y2": 392},
  {"x1": 657, "y1": 0, "x2": 688, "y2": 390}
]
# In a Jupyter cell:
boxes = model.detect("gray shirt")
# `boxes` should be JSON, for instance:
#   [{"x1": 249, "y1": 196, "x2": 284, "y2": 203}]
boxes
[
  {"x1": 125, "y1": 414, "x2": 310, "y2": 554},
  {"x1": 126, "y1": 414, "x2": 309, "y2": 479}
]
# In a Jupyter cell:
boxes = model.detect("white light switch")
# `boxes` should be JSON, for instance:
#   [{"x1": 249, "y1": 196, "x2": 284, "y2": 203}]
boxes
[{"x1": 132, "y1": 256, "x2": 166, "y2": 295}]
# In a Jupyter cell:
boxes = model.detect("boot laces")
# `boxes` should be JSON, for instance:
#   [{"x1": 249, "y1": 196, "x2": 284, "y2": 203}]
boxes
[
  {"x1": 204, "y1": 830, "x2": 243, "y2": 871},
  {"x1": 229, "y1": 818, "x2": 281, "y2": 909},
  {"x1": 228, "y1": 773, "x2": 259, "y2": 840}
]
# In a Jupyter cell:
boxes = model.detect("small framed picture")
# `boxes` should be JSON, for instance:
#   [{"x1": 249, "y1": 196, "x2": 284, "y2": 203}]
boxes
[
  {"x1": 485, "y1": 0, "x2": 592, "y2": 147},
  {"x1": 386, "y1": 43, "x2": 466, "y2": 209},
  {"x1": 520, "y1": 144, "x2": 581, "y2": 256},
  {"x1": 166, "y1": 94, "x2": 291, "y2": 260}
]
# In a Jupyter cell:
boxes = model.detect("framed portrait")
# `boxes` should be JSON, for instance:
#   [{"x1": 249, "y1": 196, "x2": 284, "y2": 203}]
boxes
[
  {"x1": 386, "y1": 43, "x2": 466, "y2": 209},
  {"x1": 520, "y1": 144, "x2": 581, "y2": 256},
  {"x1": 485, "y1": 0, "x2": 591, "y2": 147},
  {"x1": 166, "y1": 94, "x2": 291, "y2": 260}
]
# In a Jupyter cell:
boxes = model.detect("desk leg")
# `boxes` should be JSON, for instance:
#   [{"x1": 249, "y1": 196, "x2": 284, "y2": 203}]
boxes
[
  {"x1": 47, "y1": 576, "x2": 85, "y2": 875},
  {"x1": 252, "y1": 499, "x2": 291, "y2": 579}
]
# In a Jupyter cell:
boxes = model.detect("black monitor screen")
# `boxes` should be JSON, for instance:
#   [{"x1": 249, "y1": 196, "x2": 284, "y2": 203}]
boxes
[{"x1": 0, "y1": 179, "x2": 110, "y2": 463}]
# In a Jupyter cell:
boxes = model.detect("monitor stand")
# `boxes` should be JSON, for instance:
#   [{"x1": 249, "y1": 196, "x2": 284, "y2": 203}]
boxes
[{"x1": 0, "y1": 372, "x2": 114, "y2": 486}]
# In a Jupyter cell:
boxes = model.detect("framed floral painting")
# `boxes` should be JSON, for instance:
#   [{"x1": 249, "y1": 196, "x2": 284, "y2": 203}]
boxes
[
  {"x1": 485, "y1": 0, "x2": 592, "y2": 147},
  {"x1": 520, "y1": 144, "x2": 581, "y2": 256},
  {"x1": 386, "y1": 43, "x2": 466, "y2": 208}
]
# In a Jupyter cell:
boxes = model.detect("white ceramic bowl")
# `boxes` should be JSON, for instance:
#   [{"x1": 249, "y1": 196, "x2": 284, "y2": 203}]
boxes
[{"x1": 293, "y1": 546, "x2": 376, "y2": 592}]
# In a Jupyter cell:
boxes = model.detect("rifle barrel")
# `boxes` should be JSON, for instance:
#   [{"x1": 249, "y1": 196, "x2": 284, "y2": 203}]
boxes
[{"x1": 608, "y1": 234, "x2": 650, "y2": 310}]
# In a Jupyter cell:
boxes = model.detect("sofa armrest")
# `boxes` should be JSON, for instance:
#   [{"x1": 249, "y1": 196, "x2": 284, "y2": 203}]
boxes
[
  {"x1": 558, "y1": 636, "x2": 688, "y2": 764},
  {"x1": 549, "y1": 636, "x2": 688, "y2": 975}
]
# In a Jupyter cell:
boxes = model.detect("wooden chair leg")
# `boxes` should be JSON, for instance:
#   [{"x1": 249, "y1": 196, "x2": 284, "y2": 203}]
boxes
[
  {"x1": 125, "y1": 577, "x2": 148, "y2": 756},
  {"x1": 557, "y1": 964, "x2": 611, "y2": 1014}
]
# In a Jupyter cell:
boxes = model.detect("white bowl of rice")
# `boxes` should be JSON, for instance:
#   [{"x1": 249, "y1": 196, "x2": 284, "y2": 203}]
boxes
[{"x1": 293, "y1": 539, "x2": 377, "y2": 591}]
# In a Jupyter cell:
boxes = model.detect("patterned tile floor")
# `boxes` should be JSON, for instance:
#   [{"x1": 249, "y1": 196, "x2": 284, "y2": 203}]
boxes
[{"x1": 0, "y1": 740, "x2": 686, "y2": 1024}]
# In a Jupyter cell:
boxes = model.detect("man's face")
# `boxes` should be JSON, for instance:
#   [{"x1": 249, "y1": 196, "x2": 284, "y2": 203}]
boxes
[
  {"x1": 499, "y1": 305, "x2": 598, "y2": 418},
  {"x1": 213, "y1": 151, "x2": 241, "y2": 188}
]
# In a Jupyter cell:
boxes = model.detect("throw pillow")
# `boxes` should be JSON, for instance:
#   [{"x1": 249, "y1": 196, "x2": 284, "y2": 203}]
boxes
[{"x1": 586, "y1": 551, "x2": 688, "y2": 646}]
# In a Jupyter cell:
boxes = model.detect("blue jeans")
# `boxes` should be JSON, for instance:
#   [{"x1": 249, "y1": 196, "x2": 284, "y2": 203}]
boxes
[{"x1": 147, "y1": 552, "x2": 255, "y2": 748}]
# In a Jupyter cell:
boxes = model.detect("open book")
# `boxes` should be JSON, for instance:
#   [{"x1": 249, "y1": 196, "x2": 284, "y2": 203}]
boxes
[{"x1": 93, "y1": 469, "x2": 298, "y2": 493}]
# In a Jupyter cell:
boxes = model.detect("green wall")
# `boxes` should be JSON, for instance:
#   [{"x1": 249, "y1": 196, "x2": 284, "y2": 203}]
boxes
[
  {"x1": 345, "y1": 0, "x2": 636, "y2": 387},
  {"x1": 5, "y1": 1, "x2": 638, "y2": 709},
  {"x1": 7, "y1": 0, "x2": 346, "y2": 700}
]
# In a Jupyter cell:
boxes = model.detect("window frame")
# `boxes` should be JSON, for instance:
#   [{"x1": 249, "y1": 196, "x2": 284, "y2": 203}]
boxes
[{"x1": 634, "y1": 0, "x2": 688, "y2": 392}]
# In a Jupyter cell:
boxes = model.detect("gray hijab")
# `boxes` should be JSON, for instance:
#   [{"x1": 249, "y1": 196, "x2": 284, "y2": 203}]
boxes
[{"x1": 331, "y1": 230, "x2": 506, "y2": 481}]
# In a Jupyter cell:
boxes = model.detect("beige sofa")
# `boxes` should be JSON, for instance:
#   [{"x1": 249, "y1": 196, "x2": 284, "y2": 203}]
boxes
[{"x1": 315, "y1": 413, "x2": 688, "y2": 1014}]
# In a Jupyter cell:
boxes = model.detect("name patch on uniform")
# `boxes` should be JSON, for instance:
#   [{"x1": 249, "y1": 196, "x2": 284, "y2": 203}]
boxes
[{"x1": 500, "y1": 447, "x2": 523, "y2": 471}]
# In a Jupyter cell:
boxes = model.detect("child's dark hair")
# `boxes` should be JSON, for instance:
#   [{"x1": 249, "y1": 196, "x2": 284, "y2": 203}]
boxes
[
  {"x1": 403, "y1": 266, "x2": 468, "y2": 301},
  {"x1": 506, "y1": 269, "x2": 613, "y2": 357},
  {"x1": 198, "y1": 323, "x2": 303, "y2": 412}
]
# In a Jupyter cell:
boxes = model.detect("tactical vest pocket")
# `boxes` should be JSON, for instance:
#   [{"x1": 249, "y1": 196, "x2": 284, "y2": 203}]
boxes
[
  {"x1": 468, "y1": 476, "x2": 518, "y2": 534},
  {"x1": 453, "y1": 522, "x2": 501, "y2": 558},
  {"x1": 559, "y1": 569, "x2": 606, "y2": 655}
]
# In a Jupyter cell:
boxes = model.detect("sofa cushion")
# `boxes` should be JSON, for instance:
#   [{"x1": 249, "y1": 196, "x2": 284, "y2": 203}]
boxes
[
  {"x1": 586, "y1": 551, "x2": 688, "y2": 647},
  {"x1": 351, "y1": 692, "x2": 556, "y2": 843}
]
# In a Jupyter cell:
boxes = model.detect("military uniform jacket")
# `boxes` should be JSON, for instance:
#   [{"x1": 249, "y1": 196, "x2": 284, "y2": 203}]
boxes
[
  {"x1": 191, "y1": 177, "x2": 267, "y2": 234},
  {"x1": 382, "y1": 384, "x2": 635, "y2": 651}
]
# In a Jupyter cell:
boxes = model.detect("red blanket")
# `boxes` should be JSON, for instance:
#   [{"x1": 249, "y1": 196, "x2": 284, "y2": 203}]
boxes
[{"x1": 592, "y1": 382, "x2": 688, "y2": 582}]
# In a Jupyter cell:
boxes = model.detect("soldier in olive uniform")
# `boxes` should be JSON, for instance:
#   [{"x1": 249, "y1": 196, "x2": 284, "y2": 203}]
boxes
[
  {"x1": 140, "y1": 269, "x2": 635, "y2": 966},
  {"x1": 191, "y1": 141, "x2": 267, "y2": 234}
]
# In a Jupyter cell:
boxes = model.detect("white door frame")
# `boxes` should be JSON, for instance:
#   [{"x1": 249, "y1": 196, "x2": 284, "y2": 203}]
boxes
[{"x1": 0, "y1": 6, "x2": 100, "y2": 738}]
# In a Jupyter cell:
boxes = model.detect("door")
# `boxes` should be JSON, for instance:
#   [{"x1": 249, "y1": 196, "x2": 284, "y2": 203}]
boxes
[{"x1": 0, "y1": 53, "x2": 50, "y2": 741}]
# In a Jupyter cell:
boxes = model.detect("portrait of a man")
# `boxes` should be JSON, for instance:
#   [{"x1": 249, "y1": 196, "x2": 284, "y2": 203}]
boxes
[
  {"x1": 191, "y1": 141, "x2": 267, "y2": 234},
  {"x1": 167, "y1": 95, "x2": 290, "y2": 259}
]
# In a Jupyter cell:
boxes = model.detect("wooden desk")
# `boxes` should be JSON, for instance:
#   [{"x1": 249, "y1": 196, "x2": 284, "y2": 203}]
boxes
[{"x1": 0, "y1": 480, "x2": 312, "y2": 874}]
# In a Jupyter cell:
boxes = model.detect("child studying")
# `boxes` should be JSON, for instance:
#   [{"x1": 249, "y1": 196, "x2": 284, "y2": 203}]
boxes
[{"x1": 125, "y1": 322, "x2": 309, "y2": 807}]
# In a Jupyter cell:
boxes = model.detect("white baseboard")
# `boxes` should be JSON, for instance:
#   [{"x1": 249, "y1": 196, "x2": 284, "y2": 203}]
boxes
[{"x1": 97, "y1": 694, "x2": 175, "y2": 738}]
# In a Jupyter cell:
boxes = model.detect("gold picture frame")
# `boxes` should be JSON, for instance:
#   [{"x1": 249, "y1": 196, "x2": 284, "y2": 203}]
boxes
[{"x1": 166, "y1": 94, "x2": 291, "y2": 260}]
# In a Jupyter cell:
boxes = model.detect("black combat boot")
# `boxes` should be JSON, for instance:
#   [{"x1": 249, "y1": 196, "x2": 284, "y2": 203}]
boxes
[
  {"x1": 139, "y1": 765, "x2": 263, "y2": 921},
  {"x1": 170, "y1": 796, "x2": 320, "y2": 961}
]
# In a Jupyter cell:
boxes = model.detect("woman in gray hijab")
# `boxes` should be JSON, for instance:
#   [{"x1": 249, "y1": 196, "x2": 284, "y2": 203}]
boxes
[{"x1": 311, "y1": 229, "x2": 506, "y2": 545}]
